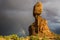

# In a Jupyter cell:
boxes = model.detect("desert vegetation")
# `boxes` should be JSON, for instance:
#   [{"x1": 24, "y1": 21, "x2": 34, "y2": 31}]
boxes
[{"x1": 0, "y1": 34, "x2": 60, "y2": 40}]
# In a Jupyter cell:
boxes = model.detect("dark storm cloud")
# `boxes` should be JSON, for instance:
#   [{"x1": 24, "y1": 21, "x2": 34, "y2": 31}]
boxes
[
  {"x1": 43, "y1": 0, "x2": 60, "y2": 23},
  {"x1": 2, "y1": 0, "x2": 35, "y2": 11},
  {"x1": 0, "y1": 10, "x2": 34, "y2": 36},
  {"x1": 0, "y1": 0, "x2": 60, "y2": 36},
  {"x1": 0, "y1": 0, "x2": 35, "y2": 36},
  {"x1": 48, "y1": 22, "x2": 60, "y2": 34}
]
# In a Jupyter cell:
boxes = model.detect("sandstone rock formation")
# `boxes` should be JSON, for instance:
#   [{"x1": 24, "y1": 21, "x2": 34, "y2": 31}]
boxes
[{"x1": 28, "y1": 2, "x2": 55, "y2": 38}]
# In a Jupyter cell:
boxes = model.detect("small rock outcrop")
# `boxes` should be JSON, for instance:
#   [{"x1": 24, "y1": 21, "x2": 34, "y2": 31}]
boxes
[{"x1": 28, "y1": 2, "x2": 55, "y2": 38}]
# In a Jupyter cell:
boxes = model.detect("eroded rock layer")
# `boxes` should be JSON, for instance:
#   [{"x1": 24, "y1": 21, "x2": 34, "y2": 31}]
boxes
[{"x1": 28, "y1": 2, "x2": 55, "y2": 38}]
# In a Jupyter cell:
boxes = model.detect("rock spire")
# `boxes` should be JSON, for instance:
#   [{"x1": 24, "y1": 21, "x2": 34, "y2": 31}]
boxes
[{"x1": 28, "y1": 2, "x2": 55, "y2": 38}]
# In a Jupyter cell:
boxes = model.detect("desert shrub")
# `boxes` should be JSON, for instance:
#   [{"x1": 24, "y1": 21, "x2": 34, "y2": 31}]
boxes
[
  {"x1": 19, "y1": 37, "x2": 25, "y2": 40},
  {"x1": 30, "y1": 35, "x2": 39, "y2": 40},
  {"x1": 0, "y1": 35, "x2": 3, "y2": 38},
  {"x1": 55, "y1": 35, "x2": 60, "y2": 40},
  {"x1": 4, "y1": 34, "x2": 19, "y2": 40},
  {"x1": 9, "y1": 34, "x2": 19, "y2": 40},
  {"x1": 42, "y1": 35, "x2": 48, "y2": 40},
  {"x1": 42, "y1": 37, "x2": 48, "y2": 40},
  {"x1": 4, "y1": 36, "x2": 10, "y2": 40}
]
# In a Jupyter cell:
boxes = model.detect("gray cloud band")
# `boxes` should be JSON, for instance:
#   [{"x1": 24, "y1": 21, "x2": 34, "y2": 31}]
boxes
[{"x1": 0, "y1": 0, "x2": 60, "y2": 36}]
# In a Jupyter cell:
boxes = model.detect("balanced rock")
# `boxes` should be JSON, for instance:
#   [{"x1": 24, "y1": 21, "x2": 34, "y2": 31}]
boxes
[{"x1": 28, "y1": 2, "x2": 55, "y2": 38}]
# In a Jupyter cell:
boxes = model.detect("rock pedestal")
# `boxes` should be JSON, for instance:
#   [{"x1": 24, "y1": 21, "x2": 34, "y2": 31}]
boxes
[{"x1": 28, "y1": 2, "x2": 55, "y2": 38}]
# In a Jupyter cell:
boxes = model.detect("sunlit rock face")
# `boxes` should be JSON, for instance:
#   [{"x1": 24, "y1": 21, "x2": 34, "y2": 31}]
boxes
[{"x1": 28, "y1": 2, "x2": 55, "y2": 38}]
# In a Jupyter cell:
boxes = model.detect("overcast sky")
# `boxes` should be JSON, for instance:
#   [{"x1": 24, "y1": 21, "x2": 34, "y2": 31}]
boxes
[{"x1": 0, "y1": 0, "x2": 60, "y2": 36}]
